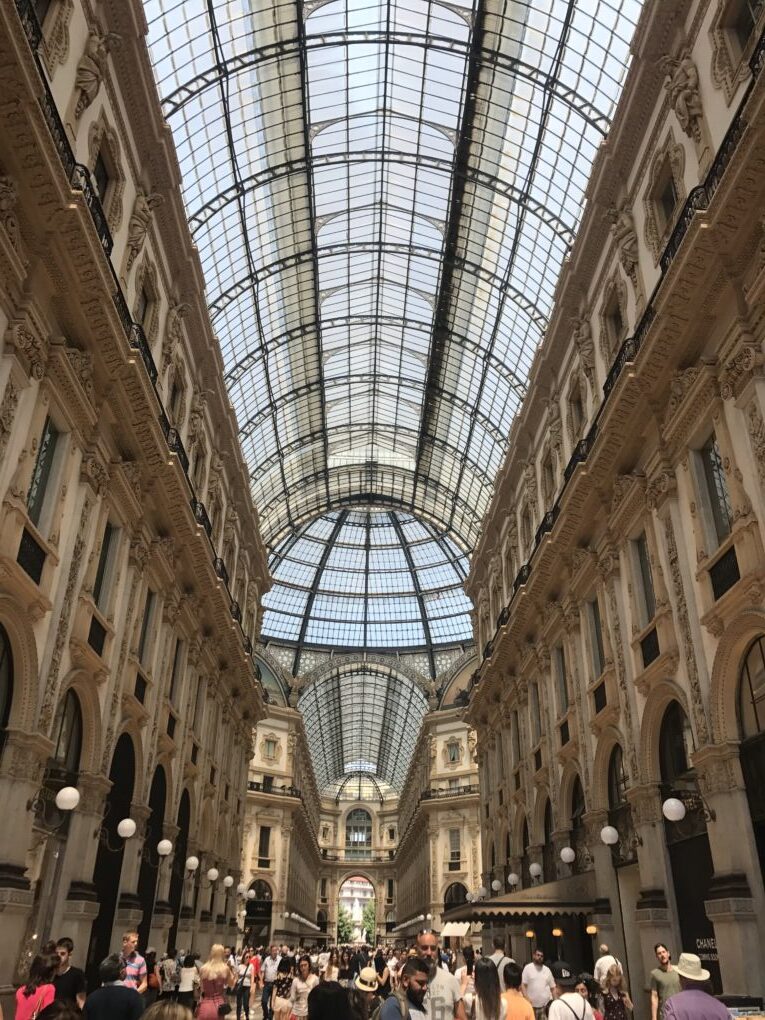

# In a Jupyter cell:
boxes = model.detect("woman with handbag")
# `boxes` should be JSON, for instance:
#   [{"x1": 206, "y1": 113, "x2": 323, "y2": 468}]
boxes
[
  {"x1": 601, "y1": 966, "x2": 633, "y2": 1020},
  {"x1": 15, "y1": 955, "x2": 58, "y2": 1020},
  {"x1": 177, "y1": 956, "x2": 199, "y2": 1012},
  {"x1": 270, "y1": 957, "x2": 294, "y2": 1020},
  {"x1": 234, "y1": 952, "x2": 255, "y2": 1020},
  {"x1": 197, "y1": 947, "x2": 235, "y2": 1020}
]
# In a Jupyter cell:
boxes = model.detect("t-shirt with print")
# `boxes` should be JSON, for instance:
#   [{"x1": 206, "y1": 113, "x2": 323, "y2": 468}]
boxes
[
  {"x1": 650, "y1": 968, "x2": 682, "y2": 1019},
  {"x1": 425, "y1": 967, "x2": 461, "y2": 1020}
]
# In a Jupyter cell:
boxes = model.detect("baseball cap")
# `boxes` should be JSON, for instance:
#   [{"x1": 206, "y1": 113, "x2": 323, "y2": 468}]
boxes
[{"x1": 551, "y1": 961, "x2": 577, "y2": 988}]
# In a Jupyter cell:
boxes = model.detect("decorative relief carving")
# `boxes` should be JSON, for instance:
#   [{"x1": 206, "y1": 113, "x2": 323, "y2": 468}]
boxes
[
  {"x1": 745, "y1": 400, "x2": 765, "y2": 485},
  {"x1": 646, "y1": 469, "x2": 677, "y2": 510},
  {"x1": 603, "y1": 579, "x2": 638, "y2": 781},
  {"x1": 0, "y1": 175, "x2": 21, "y2": 251},
  {"x1": 0, "y1": 379, "x2": 20, "y2": 463},
  {"x1": 65, "y1": 347, "x2": 95, "y2": 403},
  {"x1": 663, "y1": 514, "x2": 710, "y2": 744},
  {"x1": 661, "y1": 52, "x2": 704, "y2": 143},
  {"x1": 608, "y1": 203, "x2": 640, "y2": 294},
  {"x1": 80, "y1": 452, "x2": 109, "y2": 496},
  {"x1": 598, "y1": 273, "x2": 628, "y2": 362},
  {"x1": 38, "y1": 0, "x2": 75, "y2": 70},
  {"x1": 666, "y1": 367, "x2": 701, "y2": 420},
  {"x1": 719, "y1": 338, "x2": 764, "y2": 400},
  {"x1": 6, "y1": 320, "x2": 49, "y2": 380},
  {"x1": 710, "y1": 1, "x2": 759, "y2": 103},
  {"x1": 74, "y1": 28, "x2": 121, "y2": 119},
  {"x1": 572, "y1": 315, "x2": 595, "y2": 383},
  {"x1": 126, "y1": 191, "x2": 164, "y2": 272}
]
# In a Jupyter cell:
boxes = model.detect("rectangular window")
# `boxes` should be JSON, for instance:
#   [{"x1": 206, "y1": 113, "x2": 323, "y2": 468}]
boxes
[
  {"x1": 554, "y1": 645, "x2": 568, "y2": 714},
  {"x1": 658, "y1": 168, "x2": 678, "y2": 227},
  {"x1": 588, "y1": 599, "x2": 605, "y2": 676},
  {"x1": 511, "y1": 710, "x2": 520, "y2": 765},
  {"x1": 263, "y1": 774, "x2": 273, "y2": 792},
  {"x1": 700, "y1": 434, "x2": 733, "y2": 545},
  {"x1": 448, "y1": 778, "x2": 460, "y2": 790},
  {"x1": 93, "y1": 521, "x2": 117, "y2": 610},
  {"x1": 258, "y1": 826, "x2": 271, "y2": 868},
  {"x1": 728, "y1": 0, "x2": 764, "y2": 50},
  {"x1": 530, "y1": 682, "x2": 541, "y2": 744},
  {"x1": 193, "y1": 676, "x2": 205, "y2": 733},
  {"x1": 264, "y1": 738, "x2": 277, "y2": 757},
  {"x1": 134, "y1": 286, "x2": 150, "y2": 326},
  {"x1": 634, "y1": 532, "x2": 656, "y2": 626},
  {"x1": 386, "y1": 879, "x2": 394, "y2": 901},
  {"x1": 27, "y1": 416, "x2": 60, "y2": 528},
  {"x1": 34, "y1": 0, "x2": 52, "y2": 25},
  {"x1": 447, "y1": 742, "x2": 460, "y2": 763},
  {"x1": 320, "y1": 878, "x2": 327, "y2": 900},
  {"x1": 388, "y1": 827, "x2": 395, "y2": 841},
  {"x1": 448, "y1": 828, "x2": 460, "y2": 871},
  {"x1": 93, "y1": 152, "x2": 109, "y2": 203},
  {"x1": 168, "y1": 638, "x2": 183, "y2": 707},
  {"x1": 137, "y1": 589, "x2": 155, "y2": 667}
]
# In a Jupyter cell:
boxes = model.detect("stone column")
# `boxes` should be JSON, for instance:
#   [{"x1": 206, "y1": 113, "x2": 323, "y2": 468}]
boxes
[
  {"x1": 148, "y1": 822, "x2": 180, "y2": 953},
  {"x1": 626, "y1": 785, "x2": 678, "y2": 968},
  {"x1": 176, "y1": 841, "x2": 198, "y2": 954},
  {"x1": 52, "y1": 772, "x2": 111, "y2": 964},
  {"x1": 696, "y1": 744, "x2": 765, "y2": 999},
  {"x1": 0, "y1": 730, "x2": 53, "y2": 987},
  {"x1": 582, "y1": 812, "x2": 625, "y2": 968},
  {"x1": 551, "y1": 829, "x2": 572, "y2": 881},
  {"x1": 112, "y1": 803, "x2": 151, "y2": 953}
]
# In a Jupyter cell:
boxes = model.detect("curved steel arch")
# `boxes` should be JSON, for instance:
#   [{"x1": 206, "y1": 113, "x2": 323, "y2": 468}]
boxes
[
  {"x1": 189, "y1": 148, "x2": 577, "y2": 245},
  {"x1": 160, "y1": 31, "x2": 612, "y2": 135},
  {"x1": 209, "y1": 246, "x2": 549, "y2": 331},
  {"x1": 225, "y1": 313, "x2": 532, "y2": 393}
]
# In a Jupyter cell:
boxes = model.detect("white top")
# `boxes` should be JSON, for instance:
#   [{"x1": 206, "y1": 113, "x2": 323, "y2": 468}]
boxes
[
  {"x1": 548, "y1": 993, "x2": 594, "y2": 1020},
  {"x1": 474, "y1": 998, "x2": 507, "y2": 1020},
  {"x1": 178, "y1": 967, "x2": 199, "y2": 994},
  {"x1": 593, "y1": 955, "x2": 621, "y2": 986},
  {"x1": 521, "y1": 963, "x2": 555, "y2": 1008},
  {"x1": 238, "y1": 962, "x2": 255, "y2": 987},
  {"x1": 426, "y1": 967, "x2": 462, "y2": 1020},
  {"x1": 489, "y1": 953, "x2": 514, "y2": 992},
  {"x1": 262, "y1": 957, "x2": 281, "y2": 983},
  {"x1": 290, "y1": 975, "x2": 319, "y2": 1017}
]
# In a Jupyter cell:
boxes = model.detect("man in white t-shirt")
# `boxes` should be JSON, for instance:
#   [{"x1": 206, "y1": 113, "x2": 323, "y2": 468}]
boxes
[
  {"x1": 488, "y1": 935, "x2": 515, "y2": 993},
  {"x1": 548, "y1": 961, "x2": 594, "y2": 1020},
  {"x1": 416, "y1": 930, "x2": 466, "y2": 1020},
  {"x1": 593, "y1": 945, "x2": 622, "y2": 987},
  {"x1": 522, "y1": 950, "x2": 555, "y2": 1020}
]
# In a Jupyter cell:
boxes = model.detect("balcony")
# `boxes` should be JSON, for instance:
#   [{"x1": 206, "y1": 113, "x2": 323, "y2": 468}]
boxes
[
  {"x1": 247, "y1": 780, "x2": 301, "y2": 799},
  {"x1": 420, "y1": 784, "x2": 479, "y2": 802}
]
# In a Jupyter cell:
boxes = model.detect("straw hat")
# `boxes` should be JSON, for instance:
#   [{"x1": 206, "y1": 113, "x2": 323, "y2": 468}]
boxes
[
  {"x1": 355, "y1": 967, "x2": 379, "y2": 993},
  {"x1": 674, "y1": 953, "x2": 710, "y2": 983}
]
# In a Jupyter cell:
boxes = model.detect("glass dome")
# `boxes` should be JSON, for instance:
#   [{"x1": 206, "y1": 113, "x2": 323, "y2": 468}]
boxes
[{"x1": 261, "y1": 508, "x2": 473, "y2": 658}]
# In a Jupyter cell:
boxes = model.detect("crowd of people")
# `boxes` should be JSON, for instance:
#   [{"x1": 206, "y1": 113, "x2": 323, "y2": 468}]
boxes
[{"x1": 11, "y1": 930, "x2": 729, "y2": 1020}]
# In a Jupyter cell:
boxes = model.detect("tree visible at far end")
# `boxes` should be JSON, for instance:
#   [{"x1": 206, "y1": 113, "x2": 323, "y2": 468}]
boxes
[
  {"x1": 337, "y1": 902, "x2": 354, "y2": 943},
  {"x1": 362, "y1": 898, "x2": 376, "y2": 942}
]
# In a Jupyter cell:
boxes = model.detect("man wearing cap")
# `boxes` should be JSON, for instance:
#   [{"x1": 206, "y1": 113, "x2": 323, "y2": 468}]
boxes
[
  {"x1": 547, "y1": 962, "x2": 594, "y2": 1020},
  {"x1": 662, "y1": 954, "x2": 728, "y2": 1020}
]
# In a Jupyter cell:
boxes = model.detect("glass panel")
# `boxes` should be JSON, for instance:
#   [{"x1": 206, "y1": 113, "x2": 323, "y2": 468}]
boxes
[
  {"x1": 700, "y1": 434, "x2": 733, "y2": 544},
  {"x1": 740, "y1": 637, "x2": 765, "y2": 739},
  {"x1": 144, "y1": 0, "x2": 644, "y2": 552},
  {"x1": 53, "y1": 689, "x2": 82, "y2": 774},
  {"x1": 635, "y1": 532, "x2": 656, "y2": 625}
]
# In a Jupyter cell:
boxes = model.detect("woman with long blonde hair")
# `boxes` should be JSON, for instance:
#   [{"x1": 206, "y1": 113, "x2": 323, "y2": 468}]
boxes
[
  {"x1": 602, "y1": 965, "x2": 633, "y2": 1020},
  {"x1": 197, "y1": 945, "x2": 235, "y2": 1020}
]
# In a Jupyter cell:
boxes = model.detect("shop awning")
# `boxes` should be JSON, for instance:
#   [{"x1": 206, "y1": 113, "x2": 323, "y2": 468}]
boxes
[
  {"x1": 442, "y1": 922, "x2": 472, "y2": 937},
  {"x1": 443, "y1": 899, "x2": 595, "y2": 922}
]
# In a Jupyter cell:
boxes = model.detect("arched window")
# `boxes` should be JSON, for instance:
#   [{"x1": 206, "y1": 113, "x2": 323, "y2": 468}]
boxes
[
  {"x1": 738, "y1": 639, "x2": 765, "y2": 882},
  {"x1": 52, "y1": 689, "x2": 82, "y2": 775},
  {"x1": 444, "y1": 882, "x2": 468, "y2": 908},
  {"x1": 659, "y1": 701, "x2": 693, "y2": 784},
  {"x1": 0, "y1": 624, "x2": 13, "y2": 756},
  {"x1": 740, "y1": 637, "x2": 765, "y2": 739},
  {"x1": 345, "y1": 808, "x2": 372, "y2": 859},
  {"x1": 607, "y1": 745, "x2": 627, "y2": 809}
]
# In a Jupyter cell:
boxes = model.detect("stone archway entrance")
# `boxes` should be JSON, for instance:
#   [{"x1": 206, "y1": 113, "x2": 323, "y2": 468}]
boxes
[{"x1": 338, "y1": 874, "x2": 375, "y2": 943}]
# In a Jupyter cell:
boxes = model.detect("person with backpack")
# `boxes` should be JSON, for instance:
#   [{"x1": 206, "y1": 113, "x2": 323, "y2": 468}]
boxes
[
  {"x1": 487, "y1": 938, "x2": 514, "y2": 995},
  {"x1": 376, "y1": 958, "x2": 429, "y2": 1020}
]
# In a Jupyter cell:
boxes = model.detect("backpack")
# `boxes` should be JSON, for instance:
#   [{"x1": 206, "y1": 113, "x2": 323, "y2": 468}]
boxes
[{"x1": 371, "y1": 989, "x2": 410, "y2": 1020}]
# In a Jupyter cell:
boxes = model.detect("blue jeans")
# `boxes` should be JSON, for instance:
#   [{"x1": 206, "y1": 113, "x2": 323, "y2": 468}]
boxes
[
  {"x1": 261, "y1": 982, "x2": 274, "y2": 1020},
  {"x1": 236, "y1": 984, "x2": 250, "y2": 1020}
]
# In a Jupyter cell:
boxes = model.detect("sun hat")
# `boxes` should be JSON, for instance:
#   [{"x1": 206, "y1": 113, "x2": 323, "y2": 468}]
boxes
[
  {"x1": 551, "y1": 961, "x2": 577, "y2": 989},
  {"x1": 674, "y1": 953, "x2": 710, "y2": 982},
  {"x1": 355, "y1": 966, "x2": 379, "y2": 993}
]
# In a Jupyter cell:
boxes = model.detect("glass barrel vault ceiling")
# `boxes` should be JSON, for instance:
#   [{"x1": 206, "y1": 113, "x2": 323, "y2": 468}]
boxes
[
  {"x1": 262, "y1": 508, "x2": 473, "y2": 672},
  {"x1": 144, "y1": 0, "x2": 644, "y2": 554}
]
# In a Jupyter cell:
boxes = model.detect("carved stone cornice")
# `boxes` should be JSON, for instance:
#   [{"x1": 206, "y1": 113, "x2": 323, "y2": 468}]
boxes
[{"x1": 660, "y1": 363, "x2": 719, "y2": 455}]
